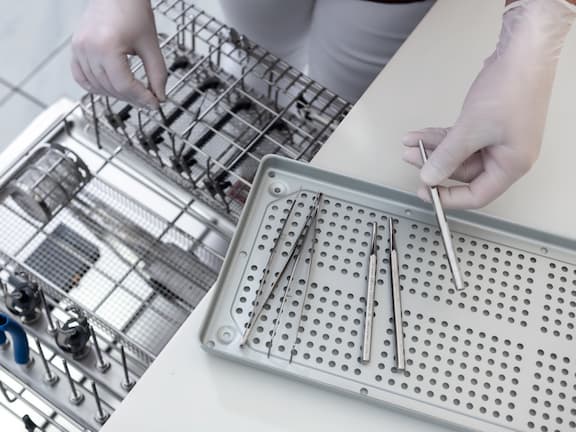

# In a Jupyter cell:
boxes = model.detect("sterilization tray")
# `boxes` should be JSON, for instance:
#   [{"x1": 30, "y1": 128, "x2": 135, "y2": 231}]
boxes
[{"x1": 200, "y1": 155, "x2": 576, "y2": 432}]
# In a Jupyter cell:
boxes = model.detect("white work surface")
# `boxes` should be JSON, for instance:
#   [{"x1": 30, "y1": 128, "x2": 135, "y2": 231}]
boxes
[{"x1": 102, "y1": 0, "x2": 576, "y2": 430}]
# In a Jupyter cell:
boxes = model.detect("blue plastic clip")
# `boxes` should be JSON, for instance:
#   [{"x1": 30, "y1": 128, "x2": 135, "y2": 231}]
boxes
[{"x1": 0, "y1": 313, "x2": 30, "y2": 365}]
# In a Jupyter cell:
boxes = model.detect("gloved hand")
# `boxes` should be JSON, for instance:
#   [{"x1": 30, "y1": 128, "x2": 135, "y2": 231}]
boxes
[
  {"x1": 403, "y1": 0, "x2": 576, "y2": 209},
  {"x1": 71, "y1": 0, "x2": 167, "y2": 108}
]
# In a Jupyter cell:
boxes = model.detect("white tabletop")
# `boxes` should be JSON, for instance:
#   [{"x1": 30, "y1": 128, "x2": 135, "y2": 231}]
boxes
[
  {"x1": 313, "y1": 0, "x2": 576, "y2": 241},
  {"x1": 102, "y1": 0, "x2": 576, "y2": 430}
]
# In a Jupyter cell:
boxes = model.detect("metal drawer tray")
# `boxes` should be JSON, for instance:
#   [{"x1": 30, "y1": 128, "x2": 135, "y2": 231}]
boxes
[{"x1": 201, "y1": 155, "x2": 576, "y2": 432}]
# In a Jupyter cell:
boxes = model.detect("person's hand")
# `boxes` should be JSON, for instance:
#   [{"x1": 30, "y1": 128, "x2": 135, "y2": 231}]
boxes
[
  {"x1": 403, "y1": 0, "x2": 576, "y2": 209},
  {"x1": 71, "y1": 0, "x2": 167, "y2": 108}
]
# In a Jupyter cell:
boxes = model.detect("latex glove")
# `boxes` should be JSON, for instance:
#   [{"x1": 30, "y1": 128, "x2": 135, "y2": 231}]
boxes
[
  {"x1": 403, "y1": 0, "x2": 576, "y2": 209},
  {"x1": 71, "y1": 0, "x2": 167, "y2": 108}
]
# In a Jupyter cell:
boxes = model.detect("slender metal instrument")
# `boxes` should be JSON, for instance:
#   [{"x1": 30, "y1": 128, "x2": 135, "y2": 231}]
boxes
[
  {"x1": 266, "y1": 199, "x2": 321, "y2": 358},
  {"x1": 288, "y1": 198, "x2": 321, "y2": 363},
  {"x1": 240, "y1": 192, "x2": 321, "y2": 346},
  {"x1": 417, "y1": 140, "x2": 464, "y2": 291},
  {"x1": 388, "y1": 217, "x2": 406, "y2": 370},
  {"x1": 361, "y1": 222, "x2": 378, "y2": 364},
  {"x1": 239, "y1": 195, "x2": 299, "y2": 346}
]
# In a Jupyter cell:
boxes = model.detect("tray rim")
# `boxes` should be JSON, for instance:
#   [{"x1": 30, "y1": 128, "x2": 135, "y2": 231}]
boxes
[{"x1": 199, "y1": 154, "x2": 575, "y2": 432}]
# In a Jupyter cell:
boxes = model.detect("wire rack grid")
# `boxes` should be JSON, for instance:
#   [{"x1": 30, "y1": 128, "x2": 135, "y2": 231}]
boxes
[{"x1": 80, "y1": 0, "x2": 351, "y2": 222}]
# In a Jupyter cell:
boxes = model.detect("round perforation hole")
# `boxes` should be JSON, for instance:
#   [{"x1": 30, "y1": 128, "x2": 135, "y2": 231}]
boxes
[
  {"x1": 542, "y1": 263, "x2": 576, "y2": 341},
  {"x1": 527, "y1": 351, "x2": 575, "y2": 431},
  {"x1": 229, "y1": 195, "x2": 552, "y2": 430},
  {"x1": 389, "y1": 313, "x2": 524, "y2": 423},
  {"x1": 402, "y1": 224, "x2": 535, "y2": 326}
]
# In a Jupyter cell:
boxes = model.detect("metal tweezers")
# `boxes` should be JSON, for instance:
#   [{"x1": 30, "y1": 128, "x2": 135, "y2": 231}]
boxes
[
  {"x1": 389, "y1": 217, "x2": 406, "y2": 371},
  {"x1": 266, "y1": 199, "x2": 321, "y2": 358},
  {"x1": 240, "y1": 192, "x2": 322, "y2": 347}
]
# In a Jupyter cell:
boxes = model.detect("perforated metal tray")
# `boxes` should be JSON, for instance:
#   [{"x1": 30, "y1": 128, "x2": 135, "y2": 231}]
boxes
[{"x1": 200, "y1": 156, "x2": 576, "y2": 432}]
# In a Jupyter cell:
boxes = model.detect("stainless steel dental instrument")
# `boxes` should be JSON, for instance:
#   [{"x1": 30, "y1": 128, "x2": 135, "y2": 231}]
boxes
[
  {"x1": 288, "y1": 199, "x2": 321, "y2": 364},
  {"x1": 266, "y1": 197, "x2": 321, "y2": 358},
  {"x1": 241, "y1": 192, "x2": 321, "y2": 347},
  {"x1": 417, "y1": 140, "x2": 464, "y2": 291},
  {"x1": 361, "y1": 222, "x2": 378, "y2": 364},
  {"x1": 388, "y1": 217, "x2": 405, "y2": 371},
  {"x1": 239, "y1": 195, "x2": 299, "y2": 346},
  {"x1": 266, "y1": 245, "x2": 305, "y2": 359}
]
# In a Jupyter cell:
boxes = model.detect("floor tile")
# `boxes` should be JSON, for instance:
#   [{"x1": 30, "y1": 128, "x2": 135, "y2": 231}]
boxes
[
  {"x1": 22, "y1": 43, "x2": 85, "y2": 106},
  {"x1": 0, "y1": 93, "x2": 43, "y2": 153},
  {"x1": 0, "y1": 0, "x2": 87, "y2": 84}
]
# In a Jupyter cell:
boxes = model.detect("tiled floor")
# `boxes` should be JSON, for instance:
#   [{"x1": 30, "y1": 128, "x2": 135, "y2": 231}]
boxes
[
  {"x1": 0, "y1": 0, "x2": 87, "y2": 152},
  {"x1": 0, "y1": 2, "x2": 225, "y2": 429}
]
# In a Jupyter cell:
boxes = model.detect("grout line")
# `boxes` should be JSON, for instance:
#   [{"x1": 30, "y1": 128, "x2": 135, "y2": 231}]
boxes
[
  {"x1": 0, "y1": 78, "x2": 48, "y2": 109},
  {"x1": 18, "y1": 35, "x2": 72, "y2": 89},
  {"x1": 0, "y1": 35, "x2": 72, "y2": 107}
]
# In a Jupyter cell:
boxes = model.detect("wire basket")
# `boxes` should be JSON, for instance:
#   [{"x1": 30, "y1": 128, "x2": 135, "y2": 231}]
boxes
[
  {"x1": 0, "y1": 2, "x2": 351, "y2": 429},
  {"x1": 80, "y1": 0, "x2": 351, "y2": 223}
]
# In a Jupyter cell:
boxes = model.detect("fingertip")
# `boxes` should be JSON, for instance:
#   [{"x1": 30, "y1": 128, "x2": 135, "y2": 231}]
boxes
[
  {"x1": 140, "y1": 90, "x2": 160, "y2": 109},
  {"x1": 151, "y1": 82, "x2": 167, "y2": 103},
  {"x1": 420, "y1": 165, "x2": 441, "y2": 187},
  {"x1": 417, "y1": 186, "x2": 430, "y2": 203},
  {"x1": 140, "y1": 45, "x2": 168, "y2": 102},
  {"x1": 147, "y1": 100, "x2": 160, "y2": 110},
  {"x1": 132, "y1": 99, "x2": 157, "y2": 111},
  {"x1": 401, "y1": 149, "x2": 411, "y2": 162},
  {"x1": 402, "y1": 150, "x2": 423, "y2": 168},
  {"x1": 71, "y1": 61, "x2": 91, "y2": 92},
  {"x1": 158, "y1": 75, "x2": 168, "y2": 101},
  {"x1": 402, "y1": 131, "x2": 421, "y2": 146}
]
